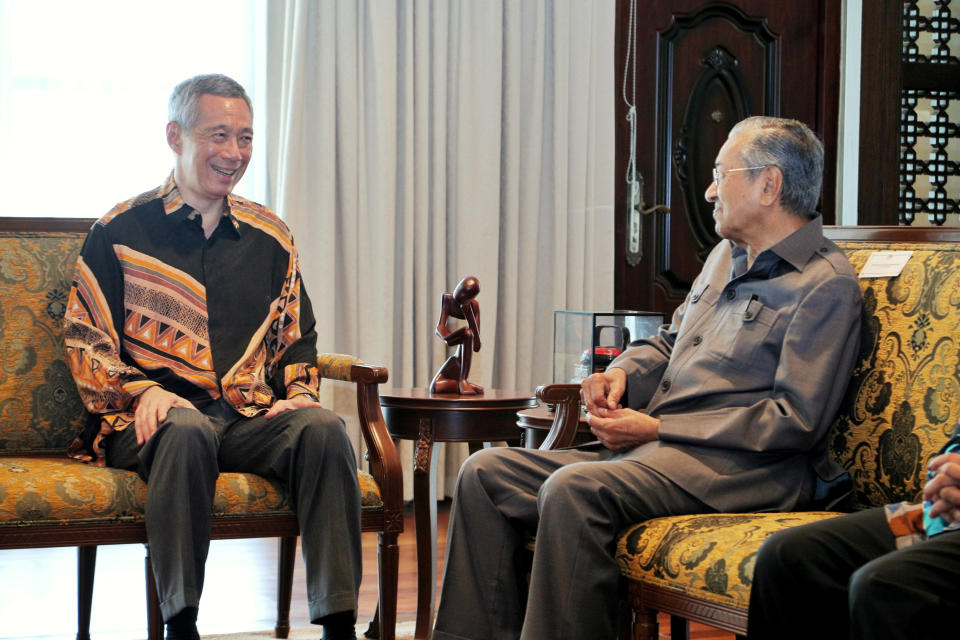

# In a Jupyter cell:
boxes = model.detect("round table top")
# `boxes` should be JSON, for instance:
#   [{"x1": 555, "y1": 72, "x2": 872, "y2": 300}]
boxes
[
  {"x1": 379, "y1": 387, "x2": 537, "y2": 411},
  {"x1": 517, "y1": 405, "x2": 590, "y2": 428}
]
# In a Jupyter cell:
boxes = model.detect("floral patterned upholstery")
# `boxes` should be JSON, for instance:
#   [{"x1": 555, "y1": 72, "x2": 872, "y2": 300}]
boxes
[
  {"x1": 831, "y1": 242, "x2": 959, "y2": 508},
  {"x1": 317, "y1": 353, "x2": 365, "y2": 382},
  {"x1": 0, "y1": 230, "x2": 383, "y2": 529},
  {"x1": 0, "y1": 458, "x2": 383, "y2": 526},
  {"x1": 616, "y1": 240, "x2": 959, "y2": 612},
  {"x1": 616, "y1": 512, "x2": 842, "y2": 608},
  {"x1": 0, "y1": 231, "x2": 84, "y2": 454}
]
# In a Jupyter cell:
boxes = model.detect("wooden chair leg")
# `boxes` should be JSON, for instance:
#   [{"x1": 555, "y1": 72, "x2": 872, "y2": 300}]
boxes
[
  {"x1": 367, "y1": 531, "x2": 399, "y2": 640},
  {"x1": 77, "y1": 545, "x2": 97, "y2": 640},
  {"x1": 276, "y1": 536, "x2": 297, "y2": 639},
  {"x1": 632, "y1": 609, "x2": 658, "y2": 640},
  {"x1": 670, "y1": 615, "x2": 690, "y2": 640},
  {"x1": 145, "y1": 545, "x2": 163, "y2": 640},
  {"x1": 616, "y1": 595, "x2": 633, "y2": 640},
  {"x1": 628, "y1": 582, "x2": 657, "y2": 640}
]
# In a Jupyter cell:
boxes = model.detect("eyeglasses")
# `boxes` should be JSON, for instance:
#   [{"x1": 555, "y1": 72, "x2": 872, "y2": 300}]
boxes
[{"x1": 712, "y1": 165, "x2": 770, "y2": 184}]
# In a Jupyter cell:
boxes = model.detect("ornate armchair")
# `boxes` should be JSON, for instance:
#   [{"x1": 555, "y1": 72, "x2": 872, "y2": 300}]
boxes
[
  {"x1": 533, "y1": 227, "x2": 960, "y2": 639},
  {"x1": 0, "y1": 219, "x2": 403, "y2": 640}
]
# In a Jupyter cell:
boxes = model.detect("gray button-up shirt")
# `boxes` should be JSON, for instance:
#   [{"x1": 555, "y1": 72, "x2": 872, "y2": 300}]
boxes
[{"x1": 611, "y1": 217, "x2": 862, "y2": 512}]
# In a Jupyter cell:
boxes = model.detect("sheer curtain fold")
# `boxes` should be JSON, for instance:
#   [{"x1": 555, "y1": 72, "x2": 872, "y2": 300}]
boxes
[{"x1": 267, "y1": 0, "x2": 614, "y2": 500}]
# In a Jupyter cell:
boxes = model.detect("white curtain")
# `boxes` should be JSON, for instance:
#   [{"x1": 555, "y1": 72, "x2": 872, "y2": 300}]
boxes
[{"x1": 265, "y1": 0, "x2": 615, "y2": 500}]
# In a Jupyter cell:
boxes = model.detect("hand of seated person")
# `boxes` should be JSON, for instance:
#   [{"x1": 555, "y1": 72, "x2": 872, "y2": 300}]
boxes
[
  {"x1": 135, "y1": 386, "x2": 199, "y2": 445},
  {"x1": 585, "y1": 407, "x2": 659, "y2": 452},
  {"x1": 923, "y1": 451, "x2": 960, "y2": 523},
  {"x1": 264, "y1": 393, "x2": 324, "y2": 419},
  {"x1": 581, "y1": 368, "x2": 627, "y2": 413}
]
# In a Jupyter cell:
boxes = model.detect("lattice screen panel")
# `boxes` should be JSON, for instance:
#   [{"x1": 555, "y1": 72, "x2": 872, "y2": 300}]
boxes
[
  {"x1": 900, "y1": 0, "x2": 960, "y2": 225},
  {"x1": 904, "y1": 0, "x2": 960, "y2": 62}
]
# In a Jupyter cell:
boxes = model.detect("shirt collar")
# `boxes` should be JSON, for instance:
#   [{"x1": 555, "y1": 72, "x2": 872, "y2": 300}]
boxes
[
  {"x1": 729, "y1": 215, "x2": 824, "y2": 274},
  {"x1": 160, "y1": 172, "x2": 242, "y2": 238},
  {"x1": 767, "y1": 216, "x2": 825, "y2": 271}
]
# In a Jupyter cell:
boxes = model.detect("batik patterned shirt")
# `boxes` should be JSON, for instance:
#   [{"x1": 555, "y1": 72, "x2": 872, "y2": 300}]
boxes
[{"x1": 65, "y1": 173, "x2": 320, "y2": 465}]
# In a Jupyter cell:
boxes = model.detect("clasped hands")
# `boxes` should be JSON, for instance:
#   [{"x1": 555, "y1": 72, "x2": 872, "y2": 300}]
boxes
[
  {"x1": 580, "y1": 368, "x2": 659, "y2": 451},
  {"x1": 923, "y1": 451, "x2": 960, "y2": 524},
  {"x1": 133, "y1": 386, "x2": 322, "y2": 445}
]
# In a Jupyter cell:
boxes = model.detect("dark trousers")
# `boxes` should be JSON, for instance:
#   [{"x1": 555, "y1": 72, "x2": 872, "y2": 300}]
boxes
[
  {"x1": 105, "y1": 400, "x2": 362, "y2": 623},
  {"x1": 748, "y1": 507, "x2": 960, "y2": 640},
  {"x1": 431, "y1": 445, "x2": 711, "y2": 640}
]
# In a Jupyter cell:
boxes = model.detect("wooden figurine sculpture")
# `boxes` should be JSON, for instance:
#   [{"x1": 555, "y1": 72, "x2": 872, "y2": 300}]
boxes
[{"x1": 429, "y1": 275, "x2": 483, "y2": 395}]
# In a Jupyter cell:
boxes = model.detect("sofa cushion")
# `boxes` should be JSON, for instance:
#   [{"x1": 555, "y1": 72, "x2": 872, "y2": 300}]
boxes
[
  {"x1": 615, "y1": 512, "x2": 842, "y2": 609},
  {"x1": 829, "y1": 242, "x2": 959, "y2": 509},
  {"x1": 0, "y1": 457, "x2": 383, "y2": 526},
  {"x1": 0, "y1": 232, "x2": 86, "y2": 454}
]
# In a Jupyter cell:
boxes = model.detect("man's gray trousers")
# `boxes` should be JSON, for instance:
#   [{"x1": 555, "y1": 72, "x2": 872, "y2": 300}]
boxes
[
  {"x1": 431, "y1": 445, "x2": 711, "y2": 640},
  {"x1": 105, "y1": 399, "x2": 362, "y2": 624}
]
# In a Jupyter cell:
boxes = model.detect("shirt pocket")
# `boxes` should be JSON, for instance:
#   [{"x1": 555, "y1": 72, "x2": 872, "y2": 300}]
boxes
[
  {"x1": 706, "y1": 296, "x2": 778, "y2": 369},
  {"x1": 679, "y1": 282, "x2": 720, "y2": 331}
]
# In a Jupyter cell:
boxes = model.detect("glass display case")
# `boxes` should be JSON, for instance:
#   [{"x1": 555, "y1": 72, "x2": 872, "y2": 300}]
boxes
[{"x1": 553, "y1": 310, "x2": 665, "y2": 383}]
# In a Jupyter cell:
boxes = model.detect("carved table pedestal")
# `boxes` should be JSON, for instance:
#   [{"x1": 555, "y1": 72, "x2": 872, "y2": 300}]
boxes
[{"x1": 379, "y1": 388, "x2": 537, "y2": 640}]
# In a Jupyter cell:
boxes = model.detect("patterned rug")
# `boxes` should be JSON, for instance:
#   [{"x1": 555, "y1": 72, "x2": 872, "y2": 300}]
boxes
[{"x1": 202, "y1": 621, "x2": 417, "y2": 640}]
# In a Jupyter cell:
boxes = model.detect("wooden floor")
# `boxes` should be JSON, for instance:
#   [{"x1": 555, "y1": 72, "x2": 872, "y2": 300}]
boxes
[{"x1": 0, "y1": 500, "x2": 731, "y2": 639}]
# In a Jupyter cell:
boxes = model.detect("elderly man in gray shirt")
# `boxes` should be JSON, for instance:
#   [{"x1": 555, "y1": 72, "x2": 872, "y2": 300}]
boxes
[{"x1": 431, "y1": 116, "x2": 862, "y2": 640}]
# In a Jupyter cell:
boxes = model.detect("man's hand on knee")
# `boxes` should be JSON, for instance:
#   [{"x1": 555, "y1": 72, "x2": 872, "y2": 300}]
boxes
[
  {"x1": 264, "y1": 394, "x2": 323, "y2": 418},
  {"x1": 134, "y1": 386, "x2": 198, "y2": 445}
]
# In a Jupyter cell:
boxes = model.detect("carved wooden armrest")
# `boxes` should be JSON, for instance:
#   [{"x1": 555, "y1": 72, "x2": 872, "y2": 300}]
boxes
[
  {"x1": 536, "y1": 383, "x2": 584, "y2": 450},
  {"x1": 316, "y1": 354, "x2": 403, "y2": 513}
]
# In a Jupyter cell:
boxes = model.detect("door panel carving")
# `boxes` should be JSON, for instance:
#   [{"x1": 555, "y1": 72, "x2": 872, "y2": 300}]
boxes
[
  {"x1": 675, "y1": 44, "x2": 752, "y2": 261},
  {"x1": 614, "y1": 0, "x2": 841, "y2": 317}
]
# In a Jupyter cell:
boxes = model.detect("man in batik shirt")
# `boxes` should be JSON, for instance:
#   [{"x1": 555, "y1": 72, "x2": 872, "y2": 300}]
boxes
[{"x1": 65, "y1": 74, "x2": 360, "y2": 640}]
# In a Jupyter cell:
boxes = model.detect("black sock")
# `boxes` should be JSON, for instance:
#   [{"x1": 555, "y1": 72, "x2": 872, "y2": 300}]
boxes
[
  {"x1": 165, "y1": 607, "x2": 199, "y2": 640},
  {"x1": 317, "y1": 610, "x2": 356, "y2": 640}
]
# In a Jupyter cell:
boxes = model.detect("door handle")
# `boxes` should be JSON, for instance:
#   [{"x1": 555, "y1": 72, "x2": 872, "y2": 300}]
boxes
[{"x1": 626, "y1": 177, "x2": 670, "y2": 267}]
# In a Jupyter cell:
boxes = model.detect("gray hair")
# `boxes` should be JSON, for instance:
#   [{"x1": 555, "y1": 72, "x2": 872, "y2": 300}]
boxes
[
  {"x1": 168, "y1": 74, "x2": 252, "y2": 131},
  {"x1": 728, "y1": 116, "x2": 824, "y2": 218}
]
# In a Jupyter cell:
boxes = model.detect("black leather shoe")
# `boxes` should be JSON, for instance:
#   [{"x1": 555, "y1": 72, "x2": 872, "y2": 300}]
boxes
[
  {"x1": 165, "y1": 624, "x2": 200, "y2": 640},
  {"x1": 318, "y1": 610, "x2": 357, "y2": 640},
  {"x1": 165, "y1": 607, "x2": 200, "y2": 640}
]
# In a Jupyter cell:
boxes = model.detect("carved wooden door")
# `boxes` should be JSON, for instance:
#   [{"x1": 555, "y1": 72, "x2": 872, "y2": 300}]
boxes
[{"x1": 614, "y1": 0, "x2": 841, "y2": 315}]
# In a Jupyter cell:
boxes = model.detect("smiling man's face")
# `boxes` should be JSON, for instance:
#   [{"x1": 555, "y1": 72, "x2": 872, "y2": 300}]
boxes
[{"x1": 169, "y1": 93, "x2": 252, "y2": 211}]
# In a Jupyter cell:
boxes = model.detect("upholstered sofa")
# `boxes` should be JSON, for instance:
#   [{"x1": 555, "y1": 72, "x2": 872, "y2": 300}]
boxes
[
  {"x1": 539, "y1": 226, "x2": 960, "y2": 639},
  {"x1": 0, "y1": 218, "x2": 403, "y2": 640}
]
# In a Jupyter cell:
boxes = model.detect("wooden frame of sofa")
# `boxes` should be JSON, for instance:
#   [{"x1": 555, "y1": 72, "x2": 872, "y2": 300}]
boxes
[
  {"x1": 536, "y1": 226, "x2": 960, "y2": 640},
  {"x1": 0, "y1": 217, "x2": 404, "y2": 640}
]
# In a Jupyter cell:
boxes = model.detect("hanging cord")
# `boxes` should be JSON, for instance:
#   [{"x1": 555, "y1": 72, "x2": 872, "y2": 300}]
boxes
[
  {"x1": 622, "y1": 0, "x2": 638, "y2": 189},
  {"x1": 620, "y1": 0, "x2": 667, "y2": 267}
]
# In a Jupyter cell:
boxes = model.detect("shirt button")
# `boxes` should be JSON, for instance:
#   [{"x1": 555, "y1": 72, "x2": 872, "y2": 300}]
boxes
[
  {"x1": 692, "y1": 335, "x2": 703, "y2": 346},
  {"x1": 661, "y1": 379, "x2": 671, "y2": 392},
  {"x1": 726, "y1": 289, "x2": 736, "y2": 300}
]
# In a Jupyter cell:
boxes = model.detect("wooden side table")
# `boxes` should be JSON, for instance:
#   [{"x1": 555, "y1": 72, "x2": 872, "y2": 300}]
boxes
[
  {"x1": 379, "y1": 388, "x2": 537, "y2": 640},
  {"x1": 516, "y1": 405, "x2": 592, "y2": 449}
]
